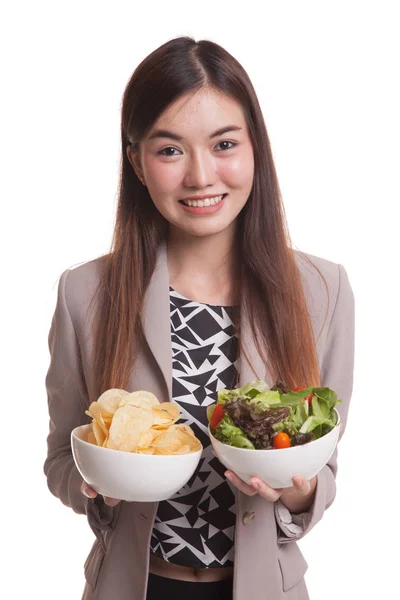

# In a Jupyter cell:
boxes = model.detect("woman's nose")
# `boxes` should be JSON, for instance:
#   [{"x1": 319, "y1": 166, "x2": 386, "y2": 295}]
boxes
[{"x1": 183, "y1": 151, "x2": 216, "y2": 189}]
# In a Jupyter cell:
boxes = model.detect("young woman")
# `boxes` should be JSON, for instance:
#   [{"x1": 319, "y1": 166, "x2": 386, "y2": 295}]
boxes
[{"x1": 43, "y1": 36, "x2": 355, "y2": 600}]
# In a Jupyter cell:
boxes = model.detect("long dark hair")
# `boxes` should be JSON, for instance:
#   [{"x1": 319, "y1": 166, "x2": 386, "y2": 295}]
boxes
[{"x1": 88, "y1": 36, "x2": 328, "y2": 404}]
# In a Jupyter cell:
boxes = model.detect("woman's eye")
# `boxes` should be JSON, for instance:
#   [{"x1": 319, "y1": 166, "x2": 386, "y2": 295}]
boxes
[
  {"x1": 216, "y1": 140, "x2": 236, "y2": 151},
  {"x1": 157, "y1": 147, "x2": 180, "y2": 157}
]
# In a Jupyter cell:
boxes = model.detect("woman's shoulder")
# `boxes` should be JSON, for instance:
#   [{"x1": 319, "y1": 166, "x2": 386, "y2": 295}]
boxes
[
  {"x1": 292, "y1": 248, "x2": 352, "y2": 322},
  {"x1": 293, "y1": 248, "x2": 341, "y2": 279},
  {"x1": 293, "y1": 248, "x2": 345, "y2": 295},
  {"x1": 63, "y1": 254, "x2": 106, "y2": 285},
  {"x1": 57, "y1": 254, "x2": 108, "y2": 322}
]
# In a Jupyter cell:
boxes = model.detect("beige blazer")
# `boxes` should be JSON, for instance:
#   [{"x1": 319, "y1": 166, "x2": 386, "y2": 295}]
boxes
[{"x1": 43, "y1": 242, "x2": 355, "y2": 600}]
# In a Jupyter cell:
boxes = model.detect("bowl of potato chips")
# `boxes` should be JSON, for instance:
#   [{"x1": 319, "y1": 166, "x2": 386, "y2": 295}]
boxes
[{"x1": 71, "y1": 389, "x2": 202, "y2": 502}]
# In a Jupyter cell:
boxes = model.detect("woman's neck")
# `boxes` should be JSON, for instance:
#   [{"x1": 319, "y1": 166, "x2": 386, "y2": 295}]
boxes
[{"x1": 166, "y1": 227, "x2": 240, "y2": 306}]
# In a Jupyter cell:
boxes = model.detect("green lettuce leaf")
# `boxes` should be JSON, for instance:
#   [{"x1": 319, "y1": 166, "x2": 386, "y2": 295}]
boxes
[
  {"x1": 217, "y1": 387, "x2": 241, "y2": 404},
  {"x1": 311, "y1": 396, "x2": 331, "y2": 420},
  {"x1": 229, "y1": 435, "x2": 255, "y2": 449},
  {"x1": 239, "y1": 380, "x2": 269, "y2": 397},
  {"x1": 214, "y1": 415, "x2": 255, "y2": 449},
  {"x1": 272, "y1": 414, "x2": 298, "y2": 436},
  {"x1": 272, "y1": 399, "x2": 309, "y2": 435},
  {"x1": 299, "y1": 415, "x2": 333, "y2": 434},
  {"x1": 279, "y1": 387, "x2": 313, "y2": 406},
  {"x1": 248, "y1": 390, "x2": 281, "y2": 409}
]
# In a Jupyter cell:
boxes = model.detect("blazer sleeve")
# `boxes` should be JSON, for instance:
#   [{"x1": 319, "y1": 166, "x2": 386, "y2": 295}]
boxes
[
  {"x1": 276, "y1": 262, "x2": 355, "y2": 543},
  {"x1": 43, "y1": 269, "x2": 115, "y2": 536}
]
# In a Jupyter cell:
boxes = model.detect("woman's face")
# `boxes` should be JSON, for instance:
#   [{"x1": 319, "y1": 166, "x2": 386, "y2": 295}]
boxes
[{"x1": 128, "y1": 87, "x2": 255, "y2": 240}]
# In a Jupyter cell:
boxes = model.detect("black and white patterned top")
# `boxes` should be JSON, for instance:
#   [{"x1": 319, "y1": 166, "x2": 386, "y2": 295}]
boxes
[{"x1": 150, "y1": 287, "x2": 240, "y2": 568}]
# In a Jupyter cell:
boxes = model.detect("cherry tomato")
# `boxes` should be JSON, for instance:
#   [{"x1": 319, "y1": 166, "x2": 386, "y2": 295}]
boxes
[
  {"x1": 273, "y1": 432, "x2": 291, "y2": 449},
  {"x1": 210, "y1": 404, "x2": 225, "y2": 429}
]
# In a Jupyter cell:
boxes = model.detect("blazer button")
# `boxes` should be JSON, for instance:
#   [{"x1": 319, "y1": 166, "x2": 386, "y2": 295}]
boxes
[{"x1": 242, "y1": 510, "x2": 255, "y2": 526}]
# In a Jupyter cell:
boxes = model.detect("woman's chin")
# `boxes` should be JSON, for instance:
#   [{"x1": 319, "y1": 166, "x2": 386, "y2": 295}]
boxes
[{"x1": 174, "y1": 221, "x2": 236, "y2": 239}]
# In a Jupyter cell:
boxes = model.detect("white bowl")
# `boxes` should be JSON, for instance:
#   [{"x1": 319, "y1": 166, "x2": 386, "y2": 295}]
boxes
[
  {"x1": 208, "y1": 409, "x2": 340, "y2": 489},
  {"x1": 71, "y1": 424, "x2": 202, "y2": 502}
]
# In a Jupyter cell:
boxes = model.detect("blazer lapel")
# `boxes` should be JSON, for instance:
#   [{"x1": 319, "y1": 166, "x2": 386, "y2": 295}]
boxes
[{"x1": 141, "y1": 241, "x2": 173, "y2": 400}]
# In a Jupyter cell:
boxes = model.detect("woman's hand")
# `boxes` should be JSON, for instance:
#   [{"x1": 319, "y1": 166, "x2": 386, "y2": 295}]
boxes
[
  {"x1": 81, "y1": 480, "x2": 122, "y2": 507},
  {"x1": 225, "y1": 471, "x2": 317, "y2": 514}
]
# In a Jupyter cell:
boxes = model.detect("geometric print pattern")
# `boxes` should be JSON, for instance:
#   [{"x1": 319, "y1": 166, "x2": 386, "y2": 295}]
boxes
[{"x1": 150, "y1": 288, "x2": 240, "y2": 568}]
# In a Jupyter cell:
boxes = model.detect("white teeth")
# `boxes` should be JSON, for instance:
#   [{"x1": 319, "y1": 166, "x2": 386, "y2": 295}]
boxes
[{"x1": 182, "y1": 194, "x2": 224, "y2": 207}]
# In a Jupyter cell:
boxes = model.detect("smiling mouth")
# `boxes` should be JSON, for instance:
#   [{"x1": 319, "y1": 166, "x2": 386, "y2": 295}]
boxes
[{"x1": 179, "y1": 194, "x2": 227, "y2": 207}]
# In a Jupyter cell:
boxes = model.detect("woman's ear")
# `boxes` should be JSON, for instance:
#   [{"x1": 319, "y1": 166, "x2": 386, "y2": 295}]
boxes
[{"x1": 126, "y1": 146, "x2": 146, "y2": 185}]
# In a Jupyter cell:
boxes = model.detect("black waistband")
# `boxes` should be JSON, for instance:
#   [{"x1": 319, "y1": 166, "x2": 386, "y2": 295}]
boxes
[{"x1": 146, "y1": 572, "x2": 233, "y2": 600}]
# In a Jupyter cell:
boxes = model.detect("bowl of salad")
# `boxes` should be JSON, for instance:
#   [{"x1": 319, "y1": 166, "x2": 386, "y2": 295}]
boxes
[{"x1": 207, "y1": 381, "x2": 341, "y2": 489}]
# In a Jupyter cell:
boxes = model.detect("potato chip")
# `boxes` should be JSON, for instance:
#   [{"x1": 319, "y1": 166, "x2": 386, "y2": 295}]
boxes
[
  {"x1": 106, "y1": 405, "x2": 154, "y2": 452},
  {"x1": 120, "y1": 397, "x2": 154, "y2": 411},
  {"x1": 87, "y1": 430, "x2": 97, "y2": 445},
  {"x1": 152, "y1": 441, "x2": 182, "y2": 454},
  {"x1": 150, "y1": 424, "x2": 171, "y2": 434},
  {"x1": 92, "y1": 418, "x2": 107, "y2": 446},
  {"x1": 148, "y1": 428, "x2": 164, "y2": 441},
  {"x1": 97, "y1": 413, "x2": 109, "y2": 434},
  {"x1": 151, "y1": 415, "x2": 174, "y2": 428},
  {"x1": 136, "y1": 447, "x2": 155, "y2": 454},
  {"x1": 174, "y1": 425, "x2": 202, "y2": 452},
  {"x1": 150, "y1": 427, "x2": 185, "y2": 454},
  {"x1": 158, "y1": 402, "x2": 180, "y2": 418},
  {"x1": 152, "y1": 403, "x2": 180, "y2": 428},
  {"x1": 85, "y1": 401, "x2": 111, "y2": 421},
  {"x1": 175, "y1": 423, "x2": 196, "y2": 437},
  {"x1": 97, "y1": 388, "x2": 129, "y2": 414},
  {"x1": 136, "y1": 430, "x2": 154, "y2": 449},
  {"x1": 119, "y1": 390, "x2": 159, "y2": 408},
  {"x1": 171, "y1": 444, "x2": 191, "y2": 455}
]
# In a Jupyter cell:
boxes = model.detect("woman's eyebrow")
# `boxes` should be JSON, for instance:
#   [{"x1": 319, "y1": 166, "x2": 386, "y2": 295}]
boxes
[{"x1": 148, "y1": 125, "x2": 242, "y2": 141}]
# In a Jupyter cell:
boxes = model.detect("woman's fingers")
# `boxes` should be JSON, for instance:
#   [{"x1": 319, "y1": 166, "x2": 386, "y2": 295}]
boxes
[
  {"x1": 224, "y1": 467, "x2": 285, "y2": 502},
  {"x1": 81, "y1": 480, "x2": 97, "y2": 498},
  {"x1": 225, "y1": 470, "x2": 258, "y2": 496},
  {"x1": 291, "y1": 475, "x2": 311, "y2": 495},
  {"x1": 248, "y1": 477, "x2": 283, "y2": 502},
  {"x1": 81, "y1": 481, "x2": 121, "y2": 506},
  {"x1": 103, "y1": 496, "x2": 121, "y2": 507},
  {"x1": 226, "y1": 471, "x2": 284, "y2": 502}
]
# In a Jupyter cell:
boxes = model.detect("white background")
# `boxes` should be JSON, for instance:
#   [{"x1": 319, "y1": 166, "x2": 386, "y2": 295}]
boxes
[{"x1": 2, "y1": 1, "x2": 399, "y2": 598}]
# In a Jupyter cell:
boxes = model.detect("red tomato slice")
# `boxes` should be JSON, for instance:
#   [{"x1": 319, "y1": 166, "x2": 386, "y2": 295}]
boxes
[{"x1": 210, "y1": 404, "x2": 225, "y2": 429}]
